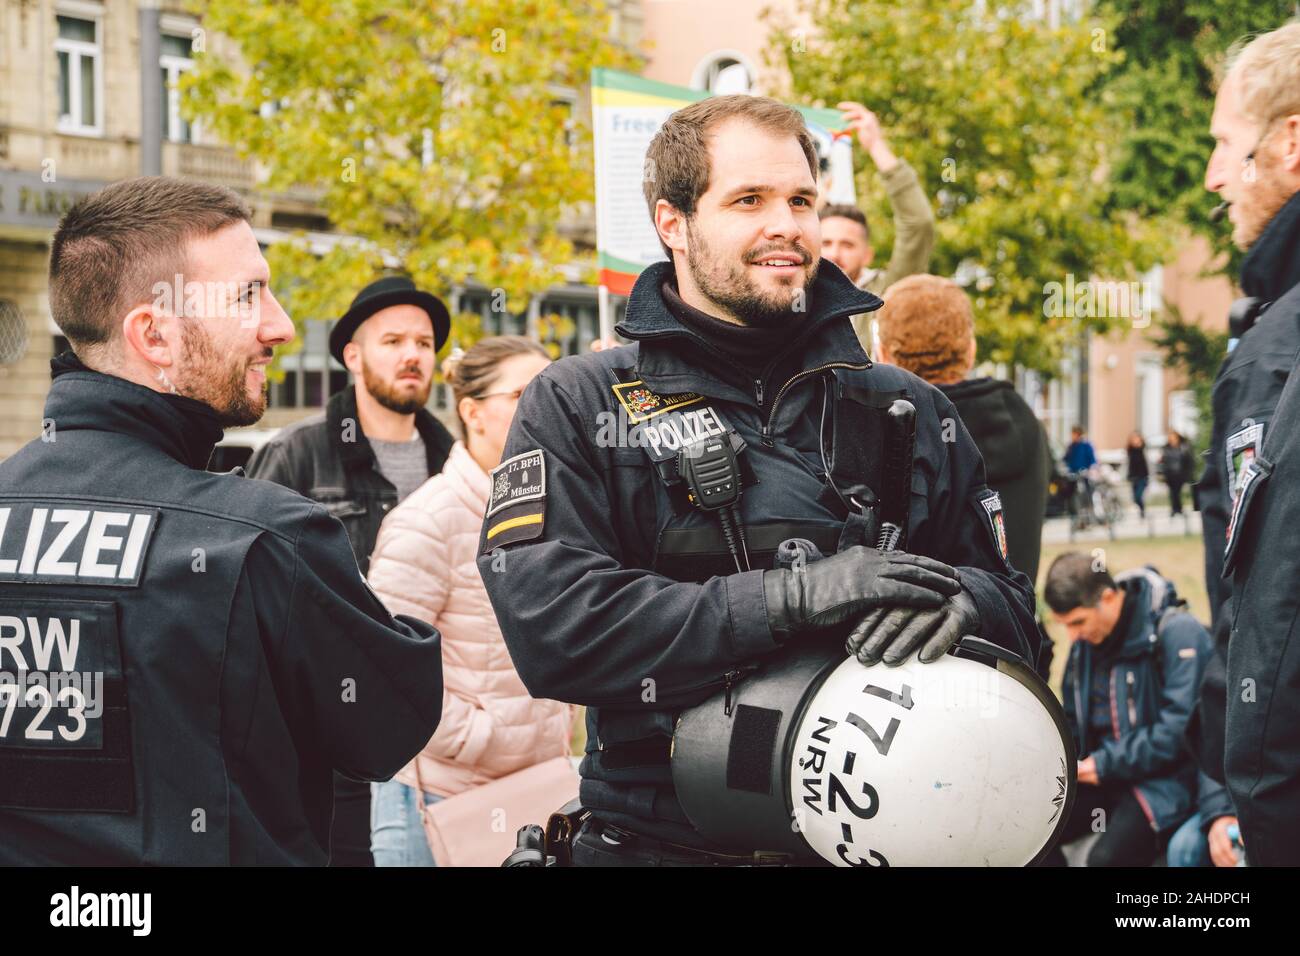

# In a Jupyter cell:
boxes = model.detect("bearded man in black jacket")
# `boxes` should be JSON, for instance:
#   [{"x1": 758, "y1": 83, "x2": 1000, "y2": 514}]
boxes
[{"x1": 1193, "y1": 22, "x2": 1300, "y2": 865}]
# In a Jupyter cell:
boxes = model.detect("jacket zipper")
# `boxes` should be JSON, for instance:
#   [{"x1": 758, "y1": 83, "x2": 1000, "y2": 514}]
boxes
[
  {"x1": 1109, "y1": 669, "x2": 1121, "y2": 740},
  {"x1": 1126, "y1": 671, "x2": 1137, "y2": 725},
  {"x1": 760, "y1": 362, "x2": 870, "y2": 448},
  {"x1": 1071, "y1": 651, "x2": 1087, "y2": 754},
  {"x1": 722, "y1": 664, "x2": 760, "y2": 716}
]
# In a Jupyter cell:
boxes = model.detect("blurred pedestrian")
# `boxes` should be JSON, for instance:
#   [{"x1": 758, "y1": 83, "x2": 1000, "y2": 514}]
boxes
[
  {"x1": 876, "y1": 273, "x2": 1051, "y2": 583},
  {"x1": 1159, "y1": 430, "x2": 1193, "y2": 516},
  {"x1": 366, "y1": 336, "x2": 576, "y2": 867},
  {"x1": 1063, "y1": 425, "x2": 1098, "y2": 474},
  {"x1": 1127, "y1": 431, "x2": 1150, "y2": 518}
]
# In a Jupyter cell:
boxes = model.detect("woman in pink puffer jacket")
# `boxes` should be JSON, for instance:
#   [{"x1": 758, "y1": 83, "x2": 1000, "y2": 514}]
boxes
[{"x1": 367, "y1": 335, "x2": 573, "y2": 866}]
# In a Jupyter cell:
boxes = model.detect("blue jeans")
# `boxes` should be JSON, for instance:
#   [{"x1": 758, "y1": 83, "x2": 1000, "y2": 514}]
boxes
[
  {"x1": 1131, "y1": 477, "x2": 1148, "y2": 515},
  {"x1": 1167, "y1": 812, "x2": 1210, "y2": 867},
  {"x1": 370, "y1": 779, "x2": 444, "y2": 867}
]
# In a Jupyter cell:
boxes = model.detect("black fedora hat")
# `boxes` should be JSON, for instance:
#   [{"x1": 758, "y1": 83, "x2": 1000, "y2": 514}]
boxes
[{"x1": 329, "y1": 275, "x2": 451, "y2": 364}]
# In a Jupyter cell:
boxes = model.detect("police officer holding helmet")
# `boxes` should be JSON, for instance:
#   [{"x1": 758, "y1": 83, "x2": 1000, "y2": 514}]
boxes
[
  {"x1": 0, "y1": 177, "x2": 444, "y2": 865},
  {"x1": 478, "y1": 96, "x2": 1040, "y2": 865}
]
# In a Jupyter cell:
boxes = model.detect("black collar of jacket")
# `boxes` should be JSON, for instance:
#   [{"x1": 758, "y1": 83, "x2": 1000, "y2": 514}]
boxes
[
  {"x1": 324, "y1": 385, "x2": 455, "y2": 476},
  {"x1": 614, "y1": 260, "x2": 880, "y2": 400},
  {"x1": 45, "y1": 350, "x2": 225, "y2": 470},
  {"x1": 1241, "y1": 188, "x2": 1300, "y2": 303}
]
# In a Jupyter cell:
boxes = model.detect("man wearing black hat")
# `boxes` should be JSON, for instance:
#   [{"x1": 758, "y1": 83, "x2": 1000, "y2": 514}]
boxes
[{"x1": 246, "y1": 274, "x2": 454, "y2": 866}]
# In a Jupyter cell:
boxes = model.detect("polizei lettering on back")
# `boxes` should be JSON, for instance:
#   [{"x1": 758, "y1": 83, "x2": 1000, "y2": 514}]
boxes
[{"x1": 0, "y1": 503, "x2": 158, "y2": 586}]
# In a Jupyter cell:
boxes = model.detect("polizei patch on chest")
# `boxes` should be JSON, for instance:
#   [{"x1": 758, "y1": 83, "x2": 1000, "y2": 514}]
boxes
[{"x1": 633, "y1": 406, "x2": 732, "y2": 463}]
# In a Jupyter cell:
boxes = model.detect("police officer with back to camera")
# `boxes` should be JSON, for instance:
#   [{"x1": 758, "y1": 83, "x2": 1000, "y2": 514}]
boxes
[
  {"x1": 245, "y1": 275, "x2": 455, "y2": 867},
  {"x1": 477, "y1": 96, "x2": 1040, "y2": 866},
  {"x1": 0, "y1": 177, "x2": 444, "y2": 865},
  {"x1": 1193, "y1": 23, "x2": 1300, "y2": 865}
]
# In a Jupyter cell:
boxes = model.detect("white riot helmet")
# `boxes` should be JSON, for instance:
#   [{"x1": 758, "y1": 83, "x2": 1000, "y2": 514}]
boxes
[{"x1": 672, "y1": 638, "x2": 1075, "y2": 866}]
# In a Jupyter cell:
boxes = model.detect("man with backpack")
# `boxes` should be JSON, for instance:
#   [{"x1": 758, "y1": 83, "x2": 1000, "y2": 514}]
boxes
[{"x1": 1041, "y1": 553, "x2": 1212, "y2": 866}]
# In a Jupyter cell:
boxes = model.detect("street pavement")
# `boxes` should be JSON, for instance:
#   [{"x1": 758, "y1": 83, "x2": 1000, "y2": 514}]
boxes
[{"x1": 1042, "y1": 506, "x2": 1202, "y2": 544}]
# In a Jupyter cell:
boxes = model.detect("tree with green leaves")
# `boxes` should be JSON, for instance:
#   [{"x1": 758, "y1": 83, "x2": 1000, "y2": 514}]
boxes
[
  {"x1": 182, "y1": 0, "x2": 637, "y2": 353},
  {"x1": 1097, "y1": 0, "x2": 1294, "y2": 444},
  {"x1": 769, "y1": 0, "x2": 1167, "y2": 374},
  {"x1": 1152, "y1": 305, "x2": 1229, "y2": 459},
  {"x1": 1096, "y1": 0, "x2": 1298, "y2": 278}
]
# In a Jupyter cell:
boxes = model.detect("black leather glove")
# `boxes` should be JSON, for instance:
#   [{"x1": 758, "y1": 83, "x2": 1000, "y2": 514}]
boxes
[
  {"x1": 845, "y1": 588, "x2": 980, "y2": 666},
  {"x1": 763, "y1": 546, "x2": 961, "y2": 643}
]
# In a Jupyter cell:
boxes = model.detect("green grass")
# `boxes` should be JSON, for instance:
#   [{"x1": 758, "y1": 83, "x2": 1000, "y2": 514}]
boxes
[{"x1": 1037, "y1": 533, "x2": 1209, "y2": 692}]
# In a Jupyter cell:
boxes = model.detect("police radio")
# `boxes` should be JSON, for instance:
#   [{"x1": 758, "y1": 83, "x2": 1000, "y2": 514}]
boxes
[{"x1": 679, "y1": 436, "x2": 750, "y2": 572}]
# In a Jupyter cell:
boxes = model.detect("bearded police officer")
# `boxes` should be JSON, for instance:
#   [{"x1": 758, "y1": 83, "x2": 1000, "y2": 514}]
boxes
[
  {"x1": 0, "y1": 177, "x2": 444, "y2": 865},
  {"x1": 477, "y1": 96, "x2": 1039, "y2": 865},
  {"x1": 1197, "y1": 24, "x2": 1300, "y2": 865}
]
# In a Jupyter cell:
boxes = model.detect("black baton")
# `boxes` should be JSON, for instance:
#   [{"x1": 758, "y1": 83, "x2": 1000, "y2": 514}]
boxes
[{"x1": 875, "y1": 399, "x2": 916, "y2": 551}]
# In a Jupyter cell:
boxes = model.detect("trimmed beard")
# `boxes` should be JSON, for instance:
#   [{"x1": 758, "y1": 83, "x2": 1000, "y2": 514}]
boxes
[
  {"x1": 1236, "y1": 153, "x2": 1295, "y2": 251},
  {"x1": 176, "y1": 318, "x2": 267, "y2": 427},
  {"x1": 684, "y1": 218, "x2": 817, "y2": 328},
  {"x1": 361, "y1": 354, "x2": 432, "y2": 414}
]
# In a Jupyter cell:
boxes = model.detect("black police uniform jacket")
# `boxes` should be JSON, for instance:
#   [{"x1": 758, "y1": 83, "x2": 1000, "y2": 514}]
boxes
[
  {"x1": 1186, "y1": 192, "x2": 1300, "y2": 822},
  {"x1": 0, "y1": 357, "x2": 444, "y2": 864},
  {"x1": 1217, "y1": 199, "x2": 1300, "y2": 864},
  {"x1": 475, "y1": 262, "x2": 1040, "y2": 848}
]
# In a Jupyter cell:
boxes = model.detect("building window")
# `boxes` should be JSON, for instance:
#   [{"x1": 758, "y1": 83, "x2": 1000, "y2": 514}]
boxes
[
  {"x1": 692, "y1": 52, "x2": 754, "y2": 95},
  {"x1": 538, "y1": 295, "x2": 601, "y2": 356},
  {"x1": 161, "y1": 33, "x2": 196, "y2": 144},
  {"x1": 55, "y1": 14, "x2": 102, "y2": 135},
  {"x1": 548, "y1": 86, "x2": 579, "y2": 151}
]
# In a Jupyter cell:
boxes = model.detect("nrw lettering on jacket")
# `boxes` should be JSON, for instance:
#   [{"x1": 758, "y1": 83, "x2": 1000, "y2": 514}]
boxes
[{"x1": 0, "y1": 503, "x2": 157, "y2": 586}]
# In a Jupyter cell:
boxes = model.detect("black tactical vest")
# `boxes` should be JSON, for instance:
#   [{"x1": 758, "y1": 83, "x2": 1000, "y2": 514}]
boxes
[{"x1": 580, "y1": 362, "x2": 915, "y2": 847}]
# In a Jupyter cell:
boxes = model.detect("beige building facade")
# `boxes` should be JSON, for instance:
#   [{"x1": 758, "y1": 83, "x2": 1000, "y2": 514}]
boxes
[
  {"x1": 0, "y1": 0, "x2": 323, "y2": 456},
  {"x1": 0, "y1": 0, "x2": 646, "y2": 459}
]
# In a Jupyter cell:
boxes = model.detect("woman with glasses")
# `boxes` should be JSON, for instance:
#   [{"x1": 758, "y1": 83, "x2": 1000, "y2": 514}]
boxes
[{"x1": 367, "y1": 335, "x2": 574, "y2": 866}]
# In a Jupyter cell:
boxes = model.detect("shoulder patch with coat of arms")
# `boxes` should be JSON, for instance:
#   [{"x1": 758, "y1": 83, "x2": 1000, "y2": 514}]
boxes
[
  {"x1": 976, "y1": 489, "x2": 1010, "y2": 563},
  {"x1": 1225, "y1": 420, "x2": 1264, "y2": 503},
  {"x1": 482, "y1": 448, "x2": 547, "y2": 552}
]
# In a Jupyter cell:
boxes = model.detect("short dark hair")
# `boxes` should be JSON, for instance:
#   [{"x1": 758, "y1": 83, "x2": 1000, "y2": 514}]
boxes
[
  {"x1": 49, "y1": 176, "x2": 251, "y2": 355},
  {"x1": 819, "y1": 203, "x2": 870, "y2": 242},
  {"x1": 643, "y1": 95, "x2": 819, "y2": 259},
  {"x1": 1044, "y1": 552, "x2": 1117, "y2": 614}
]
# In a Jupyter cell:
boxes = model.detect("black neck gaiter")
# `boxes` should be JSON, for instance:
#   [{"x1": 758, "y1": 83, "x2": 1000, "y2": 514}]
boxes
[{"x1": 660, "y1": 279, "x2": 800, "y2": 375}]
